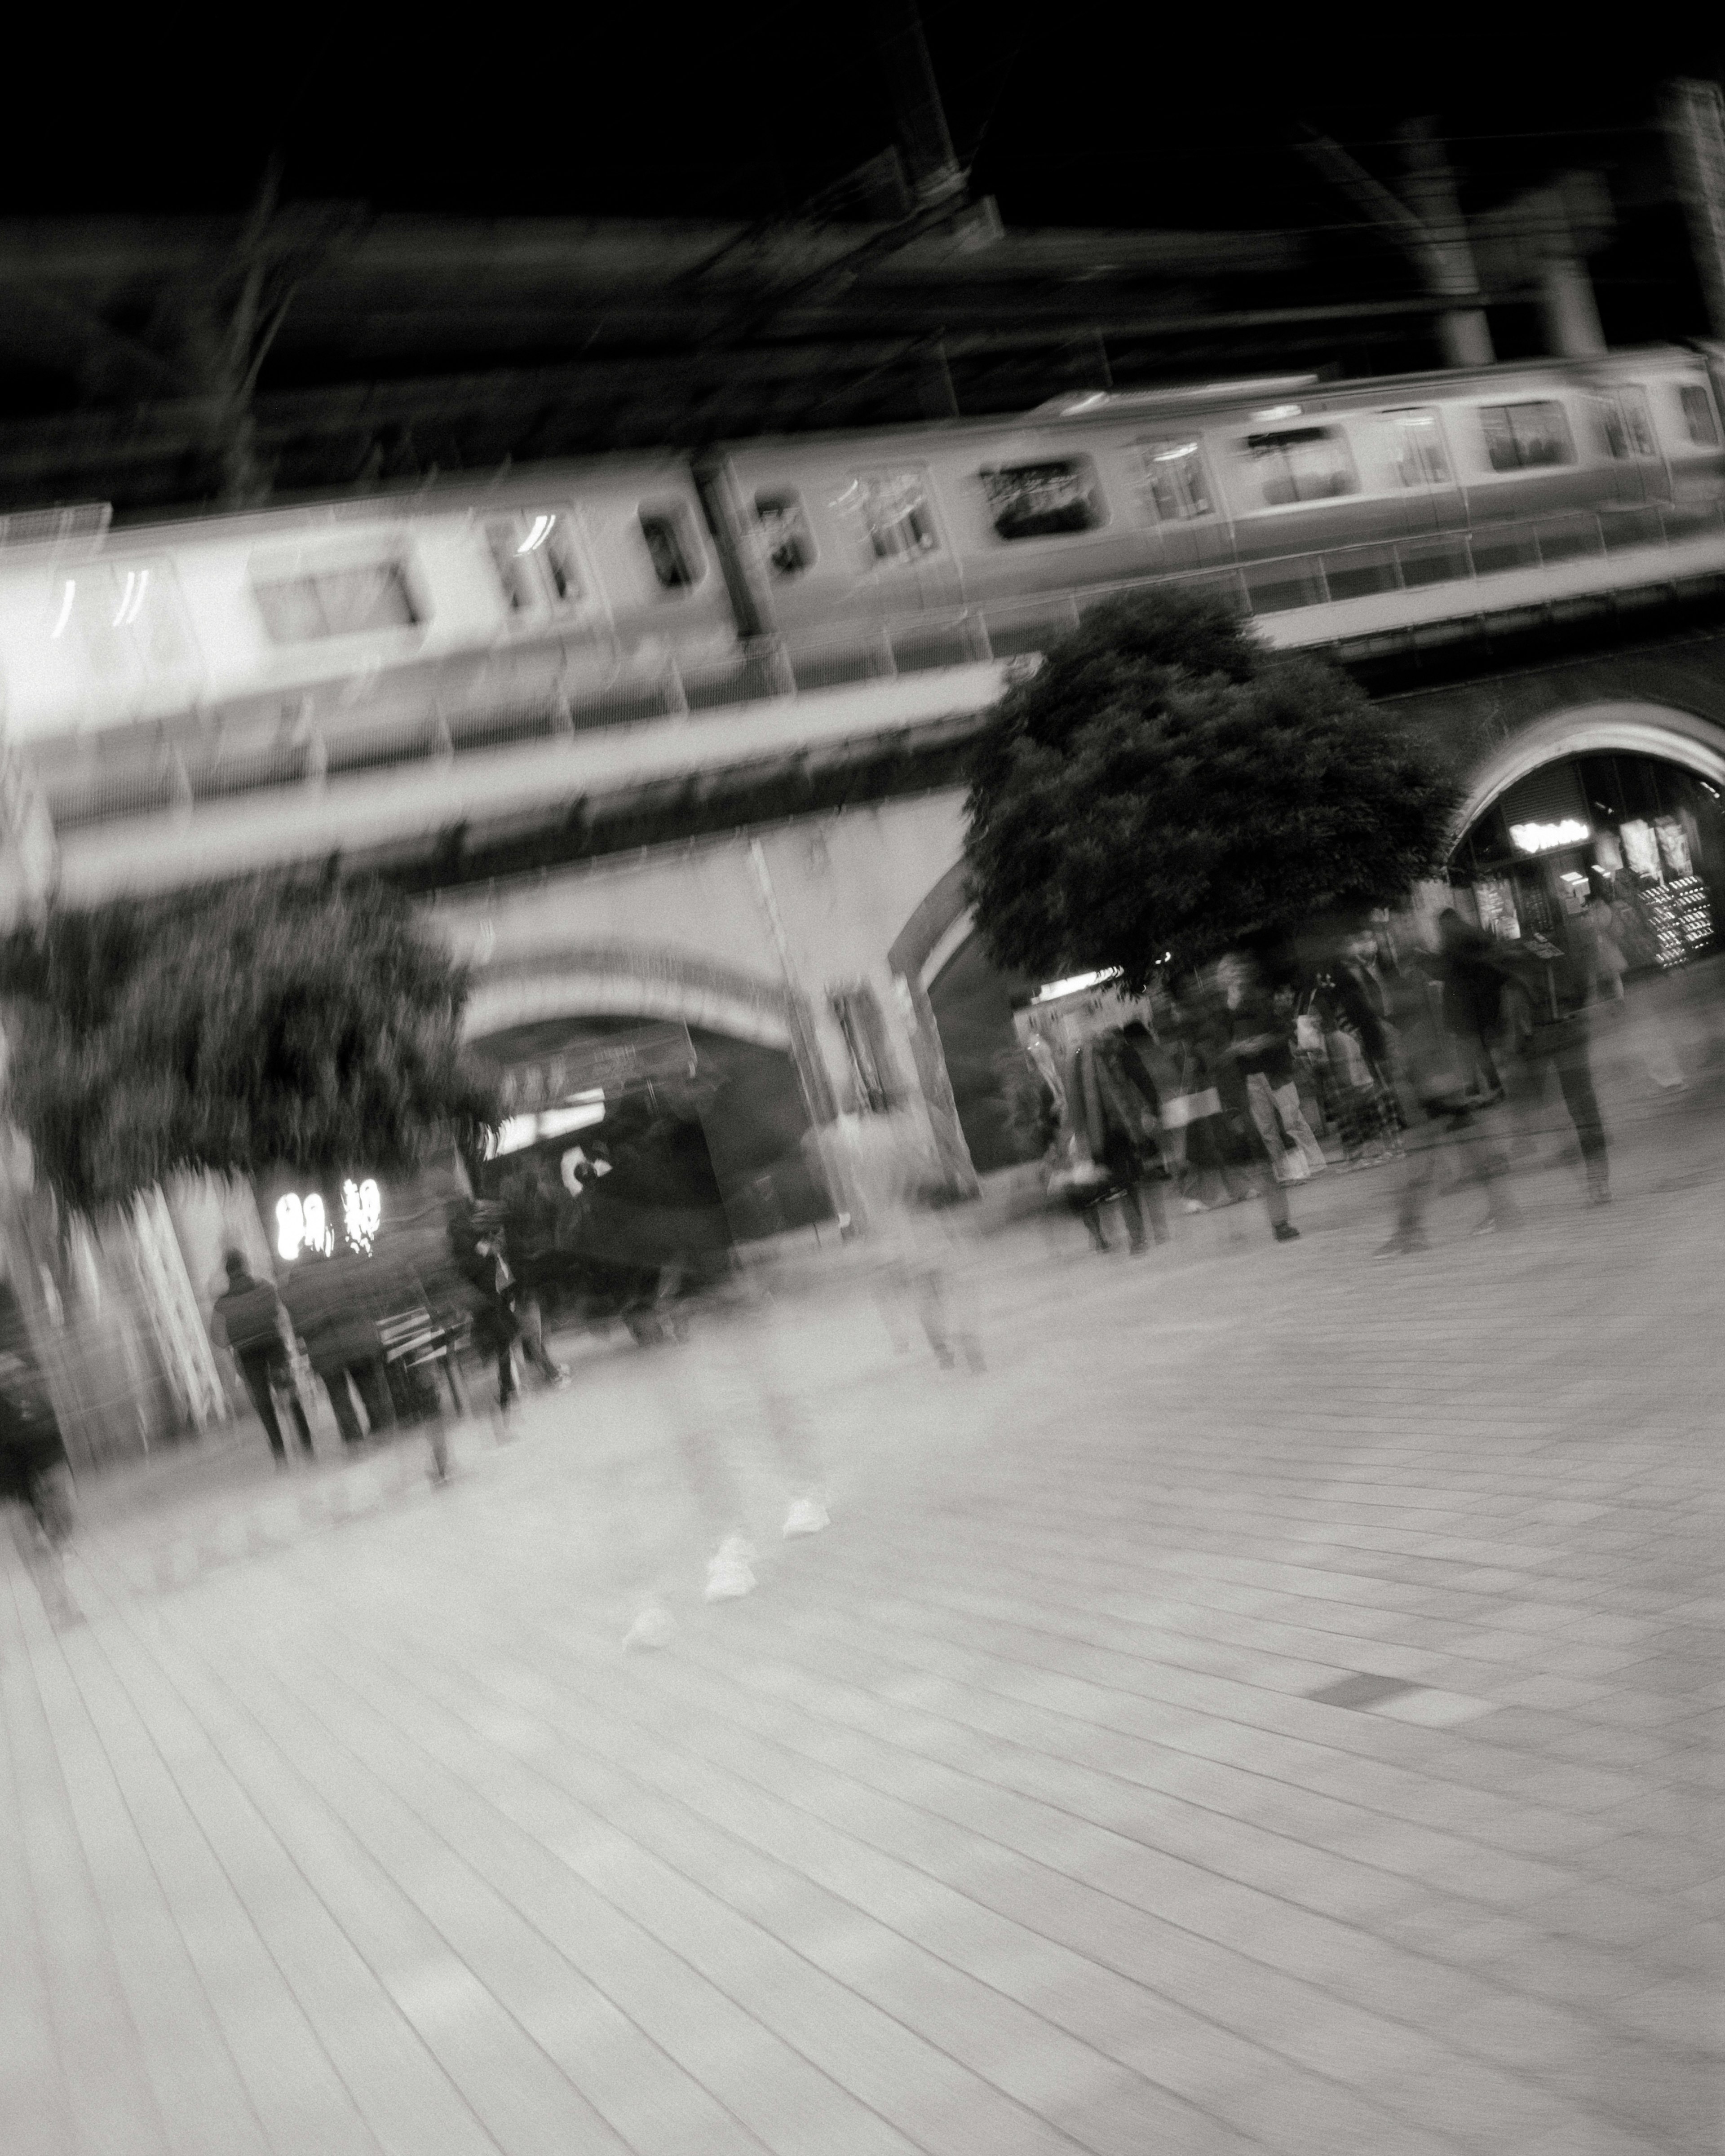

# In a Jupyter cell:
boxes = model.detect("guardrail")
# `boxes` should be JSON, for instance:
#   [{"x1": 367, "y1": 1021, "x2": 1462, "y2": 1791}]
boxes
[{"x1": 38, "y1": 497, "x2": 1725, "y2": 838}]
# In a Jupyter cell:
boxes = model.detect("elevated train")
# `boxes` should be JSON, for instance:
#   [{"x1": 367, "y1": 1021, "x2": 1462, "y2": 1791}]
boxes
[{"x1": 6, "y1": 344, "x2": 1725, "y2": 831}]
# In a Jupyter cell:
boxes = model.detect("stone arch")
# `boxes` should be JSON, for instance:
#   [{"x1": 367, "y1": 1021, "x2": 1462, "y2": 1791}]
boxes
[
  {"x1": 463, "y1": 941, "x2": 796, "y2": 1052},
  {"x1": 887, "y1": 858, "x2": 971, "y2": 990},
  {"x1": 1451, "y1": 700, "x2": 1725, "y2": 841}
]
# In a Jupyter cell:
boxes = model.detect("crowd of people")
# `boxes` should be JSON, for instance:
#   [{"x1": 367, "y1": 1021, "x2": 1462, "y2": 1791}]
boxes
[
  {"x1": 8, "y1": 890, "x2": 1692, "y2": 1637},
  {"x1": 1021, "y1": 899, "x2": 1677, "y2": 1262}
]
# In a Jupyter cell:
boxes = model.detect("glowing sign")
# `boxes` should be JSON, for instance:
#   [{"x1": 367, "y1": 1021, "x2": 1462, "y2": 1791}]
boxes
[
  {"x1": 341, "y1": 1177, "x2": 383, "y2": 1255},
  {"x1": 1509, "y1": 818, "x2": 1589, "y2": 854},
  {"x1": 1031, "y1": 968, "x2": 1123, "y2": 1006},
  {"x1": 276, "y1": 1179, "x2": 381, "y2": 1261}
]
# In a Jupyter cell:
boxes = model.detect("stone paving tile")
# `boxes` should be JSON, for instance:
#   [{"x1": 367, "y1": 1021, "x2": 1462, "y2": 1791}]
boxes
[{"x1": 6, "y1": 1127, "x2": 1725, "y2": 2155}]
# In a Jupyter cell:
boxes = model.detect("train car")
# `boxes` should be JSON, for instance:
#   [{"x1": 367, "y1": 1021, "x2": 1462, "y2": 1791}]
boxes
[
  {"x1": 712, "y1": 346, "x2": 1725, "y2": 668},
  {"x1": 4, "y1": 344, "x2": 1725, "y2": 822},
  {"x1": 0, "y1": 452, "x2": 742, "y2": 806}
]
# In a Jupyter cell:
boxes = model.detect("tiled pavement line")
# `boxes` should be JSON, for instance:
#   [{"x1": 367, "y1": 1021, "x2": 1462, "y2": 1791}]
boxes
[
  {"x1": 331, "y1": 1552, "x2": 1661, "y2": 2154},
  {"x1": 1, "y1": 1533, "x2": 382, "y2": 2156},
  {"x1": 200, "y1": 1601, "x2": 1245, "y2": 2156},
  {"x1": 233, "y1": 1560, "x2": 1475, "y2": 2156},
  {"x1": 26, "y1": 1556, "x2": 513, "y2": 2156},
  {"x1": 70, "y1": 1556, "x2": 1031, "y2": 2156}
]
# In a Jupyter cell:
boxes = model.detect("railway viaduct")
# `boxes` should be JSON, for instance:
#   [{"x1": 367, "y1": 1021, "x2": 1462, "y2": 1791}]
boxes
[{"x1": 13, "y1": 579, "x2": 1725, "y2": 1213}]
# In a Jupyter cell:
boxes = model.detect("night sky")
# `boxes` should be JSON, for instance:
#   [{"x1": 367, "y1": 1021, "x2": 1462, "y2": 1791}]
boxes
[{"x1": 16, "y1": 13, "x2": 1725, "y2": 230}]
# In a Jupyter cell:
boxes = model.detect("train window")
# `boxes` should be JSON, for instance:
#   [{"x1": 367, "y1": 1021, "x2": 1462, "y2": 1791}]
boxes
[
  {"x1": 1620, "y1": 389, "x2": 1657, "y2": 458},
  {"x1": 1591, "y1": 399, "x2": 1628, "y2": 459},
  {"x1": 979, "y1": 459, "x2": 1103, "y2": 540},
  {"x1": 755, "y1": 490, "x2": 815, "y2": 576},
  {"x1": 1384, "y1": 411, "x2": 1450, "y2": 488},
  {"x1": 1239, "y1": 426, "x2": 1358, "y2": 505},
  {"x1": 638, "y1": 507, "x2": 703, "y2": 590},
  {"x1": 51, "y1": 559, "x2": 194, "y2": 676},
  {"x1": 1132, "y1": 440, "x2": 1212, "y2": 522},
  {"x1": 1478, "y1": 401, "x2": 1575, "y2": 472},
  {"x1": 486, "y1": 513, "x2": 583, "y2": 614},
  {"x1": 253, "y1": 563, "x2": 419, "y2": 644},
  {"x1": 1679, "y1": 384, "x2": 1721, "y2": 447},
  {"x1": 850, "y1": 471, "x2": 940, "y2": 563}
]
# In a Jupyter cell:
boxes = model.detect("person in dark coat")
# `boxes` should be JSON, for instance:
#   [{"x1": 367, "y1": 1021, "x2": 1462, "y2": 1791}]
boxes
[
  {"x1": 456, "y1": 1207, "x2": 524, "y2": 1413},
  {"x1": 1069, "y1": 1024, "x2": 1168, "y2": 1253},
  {"x1": 212, "y1": 1250, "x2": 314, "y2": 1465},
  {"x1": 1437, "y1": 909, "x2": 1511, "y2": 1100},
  {"x1": 0, "y1": 1348, "x2": 75, "y2": 1542},
  {"x1": 281, "y1": 1250, "x2": 396, "y2": 1449},
  {"x1": 1496, "y1": 936, "x2": 1612, "y2": 1207},
  {"x1": 1211, "y1": 958, "x2": 1300, "y2": 1242}
]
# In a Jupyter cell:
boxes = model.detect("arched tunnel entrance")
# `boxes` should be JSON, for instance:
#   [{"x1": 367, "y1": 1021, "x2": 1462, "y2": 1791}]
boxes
[
  {"x1": 464, "y1": 1014, "x2": 834, "y2": 1321},
  {"x1": 920, "y1": 729, "x2": 1725, "y2": 1167},
  {"x1": 1450, "y1": 746, "x2": 1725, "y2": 975}
]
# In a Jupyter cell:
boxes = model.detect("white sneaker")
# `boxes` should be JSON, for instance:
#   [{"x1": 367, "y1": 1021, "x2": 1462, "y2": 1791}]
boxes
[
  {"x1": 705, "y1": 1537, "x2": 757, "y2": 1602},
  {"x1": 783, "y1": 1497, "x2": 829, "y2": 1539},
  {"x1": 623, "y1": 1603, "x2": 675, "y2": 1651}
]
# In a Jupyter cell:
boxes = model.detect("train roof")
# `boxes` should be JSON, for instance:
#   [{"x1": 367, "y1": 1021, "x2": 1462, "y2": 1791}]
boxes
[
  {"x1": 716, "y1": 345, "x2": 1707, "y2": 454},
  {"x1": 0, "y1": 345, "x2": 1709, "y2": 561}
]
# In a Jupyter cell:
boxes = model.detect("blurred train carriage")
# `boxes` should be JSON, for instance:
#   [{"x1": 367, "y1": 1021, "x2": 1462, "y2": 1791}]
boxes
[{"x1": 6, "y1": 345, "x2": 1725, "y2": 829}]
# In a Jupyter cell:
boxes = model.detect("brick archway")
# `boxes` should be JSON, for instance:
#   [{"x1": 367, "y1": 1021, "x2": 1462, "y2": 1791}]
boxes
[
  {"x1": 463, "y1": 942, "x2": 797, "y2": 1052},
  {"x1": 1453, "y1": 700, "x2": 1725, "y2": 840}
]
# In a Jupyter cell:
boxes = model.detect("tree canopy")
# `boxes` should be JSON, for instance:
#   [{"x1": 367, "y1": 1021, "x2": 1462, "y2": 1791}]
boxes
[
  {"x1": 963, "y1": 588, "x2": 1460, "y2": 992},
  {"x1": 0, "y1": 873, "x2": 499, "y2": 1214}
]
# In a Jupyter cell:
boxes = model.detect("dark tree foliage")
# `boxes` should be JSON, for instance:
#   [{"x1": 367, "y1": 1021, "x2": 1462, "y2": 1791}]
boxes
[
  {"x1": 0, "y1": 874, "x2": 500, "y2": 1214},
  {"x1": 964, "y1": 588, "x2": 1460, "y2": 993}
]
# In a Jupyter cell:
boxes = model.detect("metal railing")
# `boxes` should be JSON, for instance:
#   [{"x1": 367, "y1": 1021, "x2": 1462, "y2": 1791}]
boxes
[{"x1": 37, "y1": 496, "x2": 1725, "y2": 839}]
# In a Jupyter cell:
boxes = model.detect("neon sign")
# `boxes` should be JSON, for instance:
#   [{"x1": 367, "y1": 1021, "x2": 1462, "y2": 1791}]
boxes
[
  {"x1": 276, "y1": 1178, "x2": 381, "y2": 1262},
  {"x1": 1509, "y1": 818, "x2": 1589, "y2": 855}
]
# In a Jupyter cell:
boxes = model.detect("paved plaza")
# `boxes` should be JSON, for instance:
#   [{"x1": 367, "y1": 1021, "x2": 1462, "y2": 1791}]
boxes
[{"x1": 4, "y1": 1067, "x2": 1723, "y2": 2156}]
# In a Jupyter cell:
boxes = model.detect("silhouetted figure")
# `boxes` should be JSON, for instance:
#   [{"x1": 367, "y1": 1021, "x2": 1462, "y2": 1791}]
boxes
[{"x1": 212, "y1": 1249, "x2": 314, "y2": 1465}]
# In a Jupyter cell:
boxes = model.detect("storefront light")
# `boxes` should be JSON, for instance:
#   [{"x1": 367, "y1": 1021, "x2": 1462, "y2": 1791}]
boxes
[
  {"x1": 1509, "y1": 818, "x2": 1589, "y2": 854},
  {"x1": 1031, "y1": 967, "x2": 1122, "y2": 1005}
]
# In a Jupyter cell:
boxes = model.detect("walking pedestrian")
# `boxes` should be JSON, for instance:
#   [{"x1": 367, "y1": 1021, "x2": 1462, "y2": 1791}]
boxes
[
  {"x1": 1218, "y1": 954, "x2": 1327, "y2": 1182},
  {"x1": 622, "y1": 1261, "x2": 829, "y2": 1652},
  {"x1": 1498, "y1": 940, "x2": 1612, "y2": 1207},
  {"x1": 457, "y1": 1208, "x2": 525, "y2": 1419},
  {"x1": 212, "y1": 1249, "x2": 315, "y2": 1466},
  {"x1": 837, "y1": 1103, "x2": 982, "y2": 1367},
  {"x1": 1162, "y1": 977, "x2": 1252, "y2": 1213},
  {"x1": 282, "y1": 1250, "x2": 397, "y2": 1451},
  {"x1": 1070, "y1": 1024, "x2": 1169, "y2": 1252},
  {"x1": 1314, "y1": 929, "x2": 1406, "y2": 1168},
  {"x1": 1374, "y1": 963, "x2": 1518, "y2": 1255},
  {"x1": 1209, "y1": 957, "x2": 1300, "y2": 1243},
  {"x1": 1437, "y1": 909, "x2": 1511, "y2": 1102}
]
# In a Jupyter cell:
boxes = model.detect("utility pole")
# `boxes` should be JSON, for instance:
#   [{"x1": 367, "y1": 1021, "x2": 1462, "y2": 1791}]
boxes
[
  {"x1": 1296, "y1": 120, "x2": 1494, "y2": 367},
  {"x1": 869, "y1": 1, "x2": 967, "y2": 210},
  {"x1": 1665, "y1": 79, "x2": 1725, "y2": 340}
]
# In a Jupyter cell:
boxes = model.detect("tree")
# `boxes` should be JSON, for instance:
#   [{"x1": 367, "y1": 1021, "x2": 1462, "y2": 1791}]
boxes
[
  {"x1": 0, "y1": 873, "x2": 499, "y2": 1215},
  {"x1": 964, "y1": 587, "x2": 1459, "y2": 992}
]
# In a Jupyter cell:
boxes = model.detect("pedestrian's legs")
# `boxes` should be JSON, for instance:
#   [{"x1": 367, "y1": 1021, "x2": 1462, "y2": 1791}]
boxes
[
  {"x1": 912, "y1": 1264, "x2": 953, "y2": 1362},
  {"x1": 321, "y1": 1368, "x2": 365, "y2": 1447},
  {"x1": 518, "y1": 1295, "x2": 565, "y2": 1383},
  {"x1": 237, "y1": 1349, "x2": 288, "y2": 1461},
  {"x1": 269, "y1": 1349, "x2": 315, "y2": 1455},
  {"x1": 1554, "y1": 1040, "x2": 1610, "y2": 1197},
  {"x1": 1272, "y1": 1080, "x2": 1327, "y2": 1175},
  {"x1": 1138, "y1": 1172, "x2": 1168, "y2": 1245},
  {"x1": 349, "y1": 1356, "x2": 397, "y2": 1439},
  {"x1": 1245, "y1": 1073, "x2": 1284, "y2": 1162},
  {"x1": 1114, "y1": 1175, "x2": 1147, "y2": 1252}
]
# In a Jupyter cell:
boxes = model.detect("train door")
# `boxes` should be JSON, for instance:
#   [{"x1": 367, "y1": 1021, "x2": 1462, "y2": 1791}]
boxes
[
  {"x1": 1384, "y1": 407, "x2": 1464, "y2": 533},
  {"x1": 1604, "y1": 385, "x2": 1672, "y2": 506},
  {"x1": 1129, "y1": 437, "x2": 1231, "y2": 570},
  {"x1": 841, "y1": 467, "x2": 962, "y2": 615}
]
